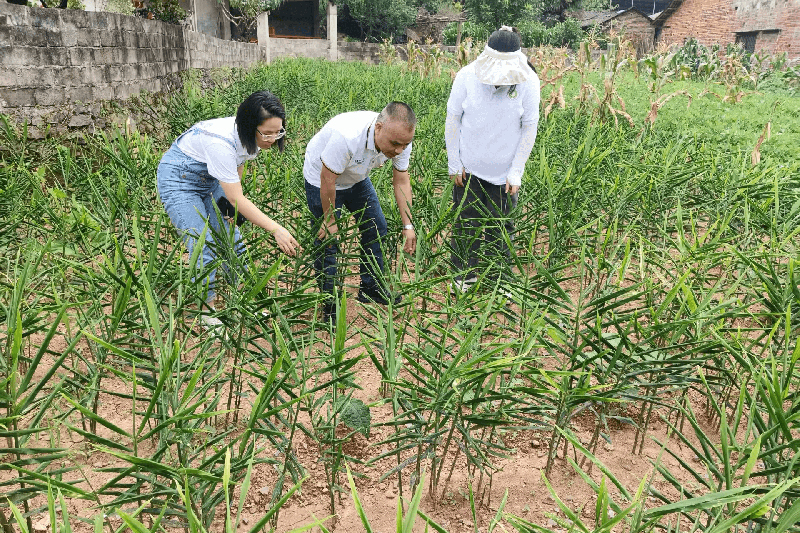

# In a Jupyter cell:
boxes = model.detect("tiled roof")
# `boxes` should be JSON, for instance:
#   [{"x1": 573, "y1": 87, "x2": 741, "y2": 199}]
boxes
[{"x1": 569, "y1": 7, "x2": 654, "y2": 28}]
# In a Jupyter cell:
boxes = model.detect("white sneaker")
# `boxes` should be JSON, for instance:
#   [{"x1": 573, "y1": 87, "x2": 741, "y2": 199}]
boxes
[
  {"x1": 450, "y1": 276, "x2": 477, "y2": 294},
  {"x1": 200, "y1": 312, "x2": 223, "y2": 333}
]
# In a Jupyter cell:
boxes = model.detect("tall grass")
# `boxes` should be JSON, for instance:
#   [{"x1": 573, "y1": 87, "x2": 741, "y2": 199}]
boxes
[{"x1": 1, "y1": 53, "x2": 799, "y2": 532}]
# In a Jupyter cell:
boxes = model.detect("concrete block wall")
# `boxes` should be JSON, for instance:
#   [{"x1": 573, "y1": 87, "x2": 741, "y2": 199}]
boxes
[
  {"x1": 270, "y1": 36, "x2": 329, "y2": 59},
  {"x1": 0, "y1": 2, "x2": 263, "y2": 129},
  {"x1": 186, "y1": 30, "x2": 262, "y2": 68},
  {"x1": 337, "y1": 41, "x2": 383, "y2": 64}
]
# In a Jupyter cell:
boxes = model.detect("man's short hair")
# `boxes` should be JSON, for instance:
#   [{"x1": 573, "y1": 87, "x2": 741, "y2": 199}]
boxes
[{"x1": 377, "y1": 101, "x2": 416, "y2": 129}]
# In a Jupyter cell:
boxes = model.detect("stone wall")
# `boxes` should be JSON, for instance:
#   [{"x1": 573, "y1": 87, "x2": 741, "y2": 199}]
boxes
[
  {"x1": 337, "y1": 41, "x2": 459, "y2": 65},
  {"x1": 406, "y1": 8, "x2": 464, "y2": 43},
  {"x1": 658, "y1": 0, "x2": 800, "y2": 60},
  {"x1": 337, "y1": 40, "x2": 384, "y2": 64},
  {"x1": 0, "y1": 2, "x2": 263, "y2": 128}
]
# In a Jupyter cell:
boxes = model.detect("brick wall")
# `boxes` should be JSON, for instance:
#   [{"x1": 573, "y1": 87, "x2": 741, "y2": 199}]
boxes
[
  {"x1": 658, "y1": 0, "x2": 799, "y2": 60},
  {"x1": 659, "y1": 0, "x2": 737, "y2": 48},
  {"x1": 774, "y1": 1, "x2": 800, "y2": 58},
  {"x1": 0, "y1": 2, "x2": 264, "y2": 128},
  {"x1": 602, "y1": 11, "x2": 656, "y2": 55}
]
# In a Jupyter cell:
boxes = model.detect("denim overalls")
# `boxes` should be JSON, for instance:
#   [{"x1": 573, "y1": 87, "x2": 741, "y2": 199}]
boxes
[{"x1": 156, "y1": 126, "x2": 247, "y2": 302}]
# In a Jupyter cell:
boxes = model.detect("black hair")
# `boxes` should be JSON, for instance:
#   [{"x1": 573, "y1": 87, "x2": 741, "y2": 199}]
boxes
[
  {"x1": 377, "y1": 101, "x2": 417, "y2": 129},
  {"x1": 488, "y1": 28, "x2": 521, "y2": 53},
  {"x1": 236, "y1": 90, "x2": 286, "y2": 155},
  {"x1": 488, "y1": 27, "x2": 537, "y2": 73}
]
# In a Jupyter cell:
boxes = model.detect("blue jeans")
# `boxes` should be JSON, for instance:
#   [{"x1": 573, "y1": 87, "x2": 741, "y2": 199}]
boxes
[
  {"x1": 305, "y1": 178, "x2": 387, "y2": 297},
  {"x1": 157, "y1": 143, "x2": 245, "y2": 301}
]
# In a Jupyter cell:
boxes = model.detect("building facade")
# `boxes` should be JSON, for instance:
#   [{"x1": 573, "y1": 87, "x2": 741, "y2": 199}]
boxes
[{"x1": 655, "y1": 0, "x2": 800, "y2": 60}]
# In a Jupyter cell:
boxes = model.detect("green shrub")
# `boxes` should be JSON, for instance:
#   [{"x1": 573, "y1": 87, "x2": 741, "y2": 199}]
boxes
[
  {"x1": 541, "y1": 17, "x2": 583, "y2": 48},
  {"x1": 442, "y1": 20, "x2": 491, "y2": 45},
  {"x1": 105, "y1": 0, "x2": 134, "y2": 15},
  {"x1": 148, "y1": 0, "x2": 186, "y2": 24},
  {"x1": 444, "y1": 18, "x2": 584, "y2": 49},
  {"x1": 335, "y1": 0, "x2": 417, "y2": 42}
]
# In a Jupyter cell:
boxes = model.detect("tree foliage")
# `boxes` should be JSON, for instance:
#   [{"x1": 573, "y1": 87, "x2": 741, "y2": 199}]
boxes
[
  {"x1": 459, "y1": 0, "x2": 584, "y2": 30},
  {"x1": 149, "y1": 0, "x2": 187, "y2": 24},
  {"x1": 460, "y1": 0, "x2": 539, "y2": 30},
  {"x1": 333, "y1": 0, "x2": 418, "y2": 42},
  {"x1": 227, "y1": 0, "x2": 282, "y2": 25}
]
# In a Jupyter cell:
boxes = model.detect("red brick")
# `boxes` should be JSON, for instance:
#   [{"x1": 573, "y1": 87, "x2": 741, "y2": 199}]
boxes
[{"x1": 658, "y1": 0, "x2": 799, "y2": 60}]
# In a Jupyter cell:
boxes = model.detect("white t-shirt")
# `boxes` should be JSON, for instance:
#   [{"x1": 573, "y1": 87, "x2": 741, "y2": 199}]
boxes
[
  {"x1": 446, "y1": 62, "x2": 540, "y2": 186},
  {"x1": 303, "y1": 111, "x2": 413, "y2": 190},
  {"x1": 176, "y1": 117, "x2": 259, "y2": 183}
]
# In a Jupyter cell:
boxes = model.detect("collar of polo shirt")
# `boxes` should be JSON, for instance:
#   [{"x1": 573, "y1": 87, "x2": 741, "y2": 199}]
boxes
[{"x1": 366, "y1": 119, "x2": 378, "y2": 153}]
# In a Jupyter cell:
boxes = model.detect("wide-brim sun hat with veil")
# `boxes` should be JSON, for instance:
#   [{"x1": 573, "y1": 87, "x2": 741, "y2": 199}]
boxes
[{"x1": 473, "y1": 25, "x2": 533, "y2": 86}]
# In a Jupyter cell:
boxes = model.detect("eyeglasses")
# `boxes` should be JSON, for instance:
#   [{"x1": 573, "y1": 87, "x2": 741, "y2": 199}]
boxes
[{"x1": 257, "y1": 127, "x2": 286, "y2": 142}]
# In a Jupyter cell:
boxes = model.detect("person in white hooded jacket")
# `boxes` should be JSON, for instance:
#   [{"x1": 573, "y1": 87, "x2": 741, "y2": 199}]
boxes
[{"x1": 445, "y1": 26, "x2": 540, "y2": 293}]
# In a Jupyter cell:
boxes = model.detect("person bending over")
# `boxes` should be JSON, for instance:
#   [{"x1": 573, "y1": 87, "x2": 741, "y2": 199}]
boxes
[
  {"x1": 303, "y1": 102, "x2": 417, "y2": 321},
  {"x1": 157, "y1": 90, "x2": 300, "y2": 330}
]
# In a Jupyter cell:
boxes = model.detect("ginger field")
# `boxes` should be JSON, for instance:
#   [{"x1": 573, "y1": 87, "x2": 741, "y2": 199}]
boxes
[{"x1": 1, "y1": 48, "x2": 800, "y2": 533}]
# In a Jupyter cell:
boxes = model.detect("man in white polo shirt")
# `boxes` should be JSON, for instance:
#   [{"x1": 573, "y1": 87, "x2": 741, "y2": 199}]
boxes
[
  {"x1": 304, "y1": 102, "x2": 417, "y2": 319},
  {"x1": 445, "y1": 26, "x2": 540, "y2": 295}
]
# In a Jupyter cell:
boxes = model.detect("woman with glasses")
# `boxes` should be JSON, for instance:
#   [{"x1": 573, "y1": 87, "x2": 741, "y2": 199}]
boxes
[{"x1": 157, "y1": 90, "x2": 300, "y2": 329}]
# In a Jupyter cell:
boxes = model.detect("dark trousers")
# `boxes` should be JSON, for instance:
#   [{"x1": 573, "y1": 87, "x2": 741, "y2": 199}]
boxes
[
  {"x1": 450, "y1": 173, "x2": 518, "y2": 280},
  {"x1": 305, "y1": 178, "x2": 387, "y2": 296}
]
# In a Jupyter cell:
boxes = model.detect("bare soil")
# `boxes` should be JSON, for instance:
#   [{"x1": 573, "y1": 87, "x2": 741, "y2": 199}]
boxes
[{"x1": 2, "y1": 284, "x2": 717, "y2": 533}]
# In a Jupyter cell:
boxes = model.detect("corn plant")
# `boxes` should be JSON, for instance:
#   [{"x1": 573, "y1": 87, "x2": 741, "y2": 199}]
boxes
[{"x1": 639, "y1": 52, "x2": 692, "y2": 128}]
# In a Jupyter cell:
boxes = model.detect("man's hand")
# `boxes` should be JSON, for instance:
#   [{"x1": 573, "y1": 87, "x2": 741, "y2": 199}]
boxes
[
  {"x1": 451, "y1": 169, "x2": 466, "y2": 187},
  {"x1": 505, "y1": 180, "x2": 520, "y2": 196},
  {"x1": 272, "y1": 225, "x2": 301, "y2": 256},
  {"x1": 317, "y1": 218, "x2": 338, "y2": 241},
  {"x1": 402, "y1": 227, "x2": 417, "y2": 254}
]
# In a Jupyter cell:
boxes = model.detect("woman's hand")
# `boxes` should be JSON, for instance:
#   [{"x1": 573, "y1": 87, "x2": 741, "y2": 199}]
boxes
[
  {"x1": 505, "y1": 180, "x2": 520, "y2": 195},
  {"x1": 272, "y1": 225, "x2": 301, "y2": 256},
  {"x1": 451, "y1": 169, "x2": 466, "y2": 187}
]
